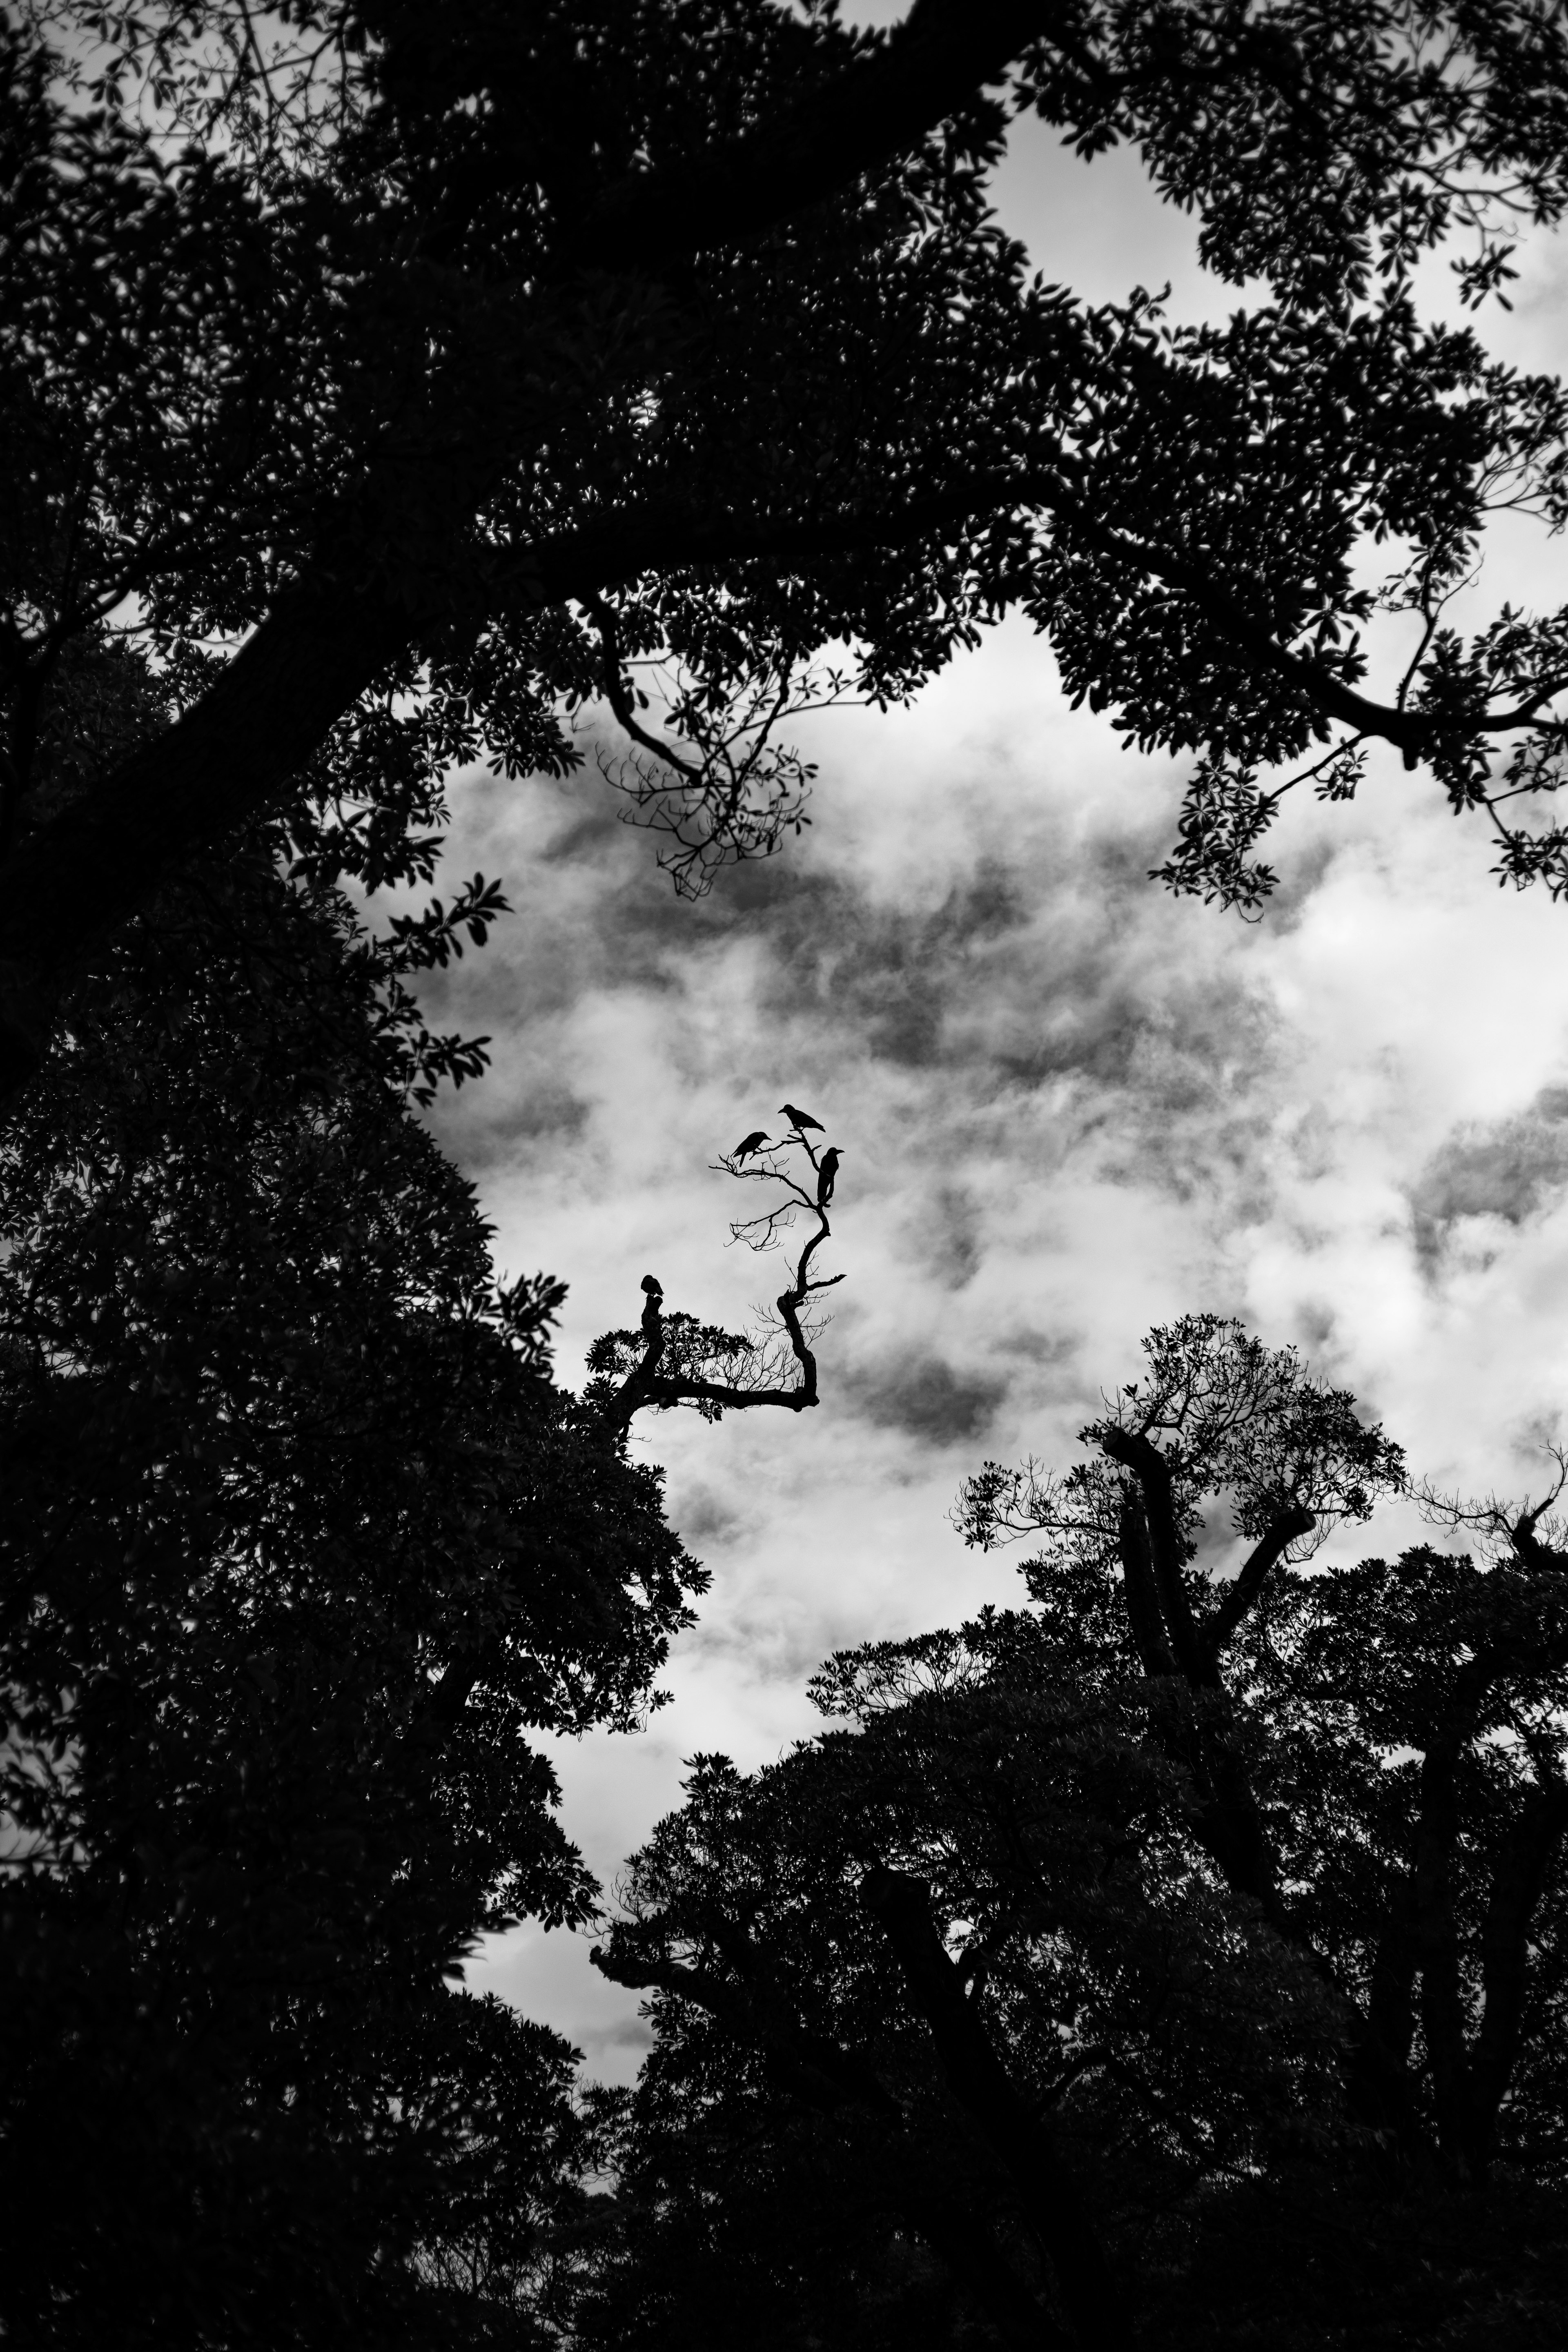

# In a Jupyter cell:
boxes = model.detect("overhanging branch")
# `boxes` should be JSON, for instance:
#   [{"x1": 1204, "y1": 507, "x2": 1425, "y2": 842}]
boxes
[{"x1": 566, "y1": 0, "x2": 1059, "y2": 272}]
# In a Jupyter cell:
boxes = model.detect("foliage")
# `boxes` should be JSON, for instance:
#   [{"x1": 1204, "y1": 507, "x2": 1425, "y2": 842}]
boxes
[
  {"x1": 0, "y1": 838, "x2": 706, "y2": 2343},
  {"x1": 8, "y1": 5, "x2": 1568, "y2": 1098},
  {"x1": 588, "y1": 1317, "x2": 1568, "y2": 2349}
]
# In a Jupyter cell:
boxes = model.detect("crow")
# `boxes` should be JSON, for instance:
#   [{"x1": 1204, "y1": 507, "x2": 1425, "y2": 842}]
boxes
[
  {"x1": 732, "y1": 1129, "x2": 769, "y2": 1160},
  {"x1": 816, "y1": 1147, "x2": 841, "y2": 1207},
  {"x1": 778, "y1": 1102, "x2": 824, "y2": 1133}
]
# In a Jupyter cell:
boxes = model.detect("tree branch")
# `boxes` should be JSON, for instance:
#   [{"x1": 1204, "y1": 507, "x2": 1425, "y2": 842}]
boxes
[
  {"x1": 592, "y1": 1931, "x2": 900, "y2": 2122},
  {"x1": 1116, "y1": 1486, "x2": 1178, "y2": 1677},
  {"x1": 1097, "y1": 1428, "x2": 1205, "y2": 1680},
  {"x1": 565, "y1": 0, "x2": 1057, "y2": 272},
  {"x1": 0, "y1": 586, "x2": 405, "y2": 1096},
  {"x1": 1465, "y1": 1762, "x2": 1568, "y2": 2172},
  {"x1": 1411, "y1": 1655, "x2": 1494, "y2": 2175},
  {"x1": 590, "y1": 1924, "x2": 1068, "y2": 2351},
  {"x1": 860, "y1": 1865, "x2": 1128, "y2": 2352},
  {"x1": 1347, "y1": 1876, "x2": 1425, "y2": 2147},
  {"x1": 1203, "y1": 1504, "x2": 1316, "y2": 1663},
  {"x1": 593, "y1": 1131, "x2": 844, "y2": 1433}
]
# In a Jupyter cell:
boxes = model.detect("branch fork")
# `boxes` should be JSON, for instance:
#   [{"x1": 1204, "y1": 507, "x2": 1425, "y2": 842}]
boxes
[{"x1": 592, "y1": 1116, "x2": 845, "y2": 1433}]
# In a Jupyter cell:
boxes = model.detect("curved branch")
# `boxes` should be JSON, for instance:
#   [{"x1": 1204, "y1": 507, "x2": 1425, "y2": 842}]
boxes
[
  {"x1": 583, "y1": 594, "x2": 705, "y2": 786},
  {"x1": 565, "y1": 0, "x2": 1054, "y2": 272},
  {"x1": 1203, "y1": 1504, "x2": 1316, "y2": 1664},
  {"x1": 595, "y1": 1129, "x2": 845, "y2": 1432}
]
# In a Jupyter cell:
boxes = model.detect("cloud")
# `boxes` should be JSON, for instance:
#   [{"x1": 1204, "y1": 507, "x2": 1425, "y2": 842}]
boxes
[
  {"x1": 842, "y1": 1350, "x2": 1009, "y2": 1445},
  {"x1": 1410, "y1": 1089, "x2": 1568, "y2": 1266}
]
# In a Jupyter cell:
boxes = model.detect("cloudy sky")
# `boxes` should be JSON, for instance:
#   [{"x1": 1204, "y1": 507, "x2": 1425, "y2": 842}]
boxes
[{"x1": 410, "y1": 89, "x2": 1568, "y2": 2080}]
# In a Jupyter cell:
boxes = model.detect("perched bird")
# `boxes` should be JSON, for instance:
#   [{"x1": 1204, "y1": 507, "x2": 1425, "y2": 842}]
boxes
[
  {"x1": 816, "y1": 1147, "x2": 841, "y2": 1207},
  {"x1": 778, "y1": 1102, "x2": 824, "y2": 1133},
  {"x1": 732, "y1": 1129, "x2": 769, "y2": 1160},
  {"x1": 640, "y1": 1274, "x2": 663, "y2": 1297}
]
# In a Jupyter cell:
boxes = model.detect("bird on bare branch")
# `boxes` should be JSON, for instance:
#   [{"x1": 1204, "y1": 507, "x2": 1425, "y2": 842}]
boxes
[
  {"x1": 595, "y1": 1125, "x2": 848, "y2": 1432},
  {"x1": 779, "y1": 1102, "x2": 823, "y2": 1133}
]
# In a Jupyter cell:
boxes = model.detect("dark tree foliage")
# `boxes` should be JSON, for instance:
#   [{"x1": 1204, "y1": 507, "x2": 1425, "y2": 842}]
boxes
[
  {"x1": 590, "y1": 1318, "x2": 1568, "y2": 2350},
  {"x1": 7, "y1": 3, "x2": 1568, "y2": 1092},
  {"x1": 0, "y1": 833, "x2": 707, "y2": 2343}
]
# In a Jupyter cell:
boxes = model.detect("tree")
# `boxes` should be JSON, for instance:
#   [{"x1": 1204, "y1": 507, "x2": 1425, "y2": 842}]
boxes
[
  {"x1": 0, "y1": 785, "x2": 855, "y2": 2339},
  {"x1": 589, "y1": 1316, "x2": 1568, "y2": 2350},
  {"x1": 8, "y1": 2, "x2": 1568, "y2": 1097}
]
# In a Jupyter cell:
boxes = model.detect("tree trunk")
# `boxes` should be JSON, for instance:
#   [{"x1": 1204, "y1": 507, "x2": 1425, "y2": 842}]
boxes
[
  {"x1": 862, "y1": 1866, "x2": 1128, "y2": 2352},
  {"x1": 1463, "y1": 1773, "x2": 1568, "y2": 2174}
]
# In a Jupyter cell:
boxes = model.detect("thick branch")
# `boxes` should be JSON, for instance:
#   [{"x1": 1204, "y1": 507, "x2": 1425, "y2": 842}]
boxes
[
  {"x1": 8, "y1": 363, "x2": 1534, "y2": 1102},
  {"x1": 1346, "y1": 1877, "x2": 1425, "y2": 2146},
  {"x1": 0, "y1": 588, "x2": 405, "y2": 1097},
  {"x1": 590, "y1": 1930, "x2": 1065, "y2": 2350},
  {"x1": 1465, "y1": 1768, "x2": 1568, "y2": 2172},
  {"x1": 861, "y1": 1866, "x2": 1127, "y2": 2352},
  {"x1": 1411, "y1": 1655, "x2": 1493, "y2": 2175},
  {"x1": 568, "y1": 0, "x2": 1056, "y2": 272},
  {"x1": 1098, "y1": 1428, "x2": 1205, "y2": 1679},
  {"x1": 1116, "y1": 1487, "x2": 1177, "y2": 1677},
  {"x1": 591, "y1": 1934, "x2": 900, "y2": 2121},
  {"x1": 1204, "y1": 1505, "x2": 1316, "y2": 1662},
  {"x1": 0, "y1": 440, "x2": 1501, "y2": 1106},
  {"x1": 1099, "y1": 1440, "x2": 1291, "y2": 1931}
]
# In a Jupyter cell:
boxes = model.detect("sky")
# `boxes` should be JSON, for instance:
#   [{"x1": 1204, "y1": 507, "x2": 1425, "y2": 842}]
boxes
[{"x1": 408, "y1": 94, "x2": 1568, "y2": 2082}]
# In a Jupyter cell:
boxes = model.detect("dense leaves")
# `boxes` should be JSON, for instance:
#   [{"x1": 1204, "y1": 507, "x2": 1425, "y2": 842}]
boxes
[
  {"x1": 8, "y1": 4, "x2": 1568, "y2": 1097},
  {"x1": 589, "y1": 1318, "x2": 1568, "y2": 2348},
  {"x1": 0, "y1": 842, "x2": 704, "y2": 2342}
]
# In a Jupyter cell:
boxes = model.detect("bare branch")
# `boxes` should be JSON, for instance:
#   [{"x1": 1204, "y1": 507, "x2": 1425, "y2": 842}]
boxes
[
  {"x1": 1410, "y1": 1450, "x2": 1568, "y2": 1568},
  {"x1": 581, "y1": 606, "x2": 858, "y2": 899},
  {"x1": 589, "y1": 1120, "x2": 846, "y2": 1431}
]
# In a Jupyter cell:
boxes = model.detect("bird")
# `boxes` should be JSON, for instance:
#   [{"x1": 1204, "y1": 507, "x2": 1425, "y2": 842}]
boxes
[
  {"x1": 816, "y1": 1147, "x2": 841, "y2": 1207},
  {"x1": 640, "y1": 1274, "x2": 663, "y2": 1297},
  {"x1": 778, "y1": 1102, "x2": 824, "y2": 1133},
  {"x1": 732, "y1": 1129, "x2": 769, "y2": 1160}
]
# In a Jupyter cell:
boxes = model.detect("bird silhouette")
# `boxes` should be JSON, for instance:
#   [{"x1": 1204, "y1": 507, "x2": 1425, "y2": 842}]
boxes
[
  {"x1": 816, "y1": 1147, "x2": 841, "y2": 1207},
  {"x1": 732, "y1": 1129, "x2": 769, "y2": 1160},
  {"x1": 778, "y1": 1102, "x2": 824, "y2": 1133},
  {"x1": 640, "y1": 1274, "x2": 663, "y2": 1297}
]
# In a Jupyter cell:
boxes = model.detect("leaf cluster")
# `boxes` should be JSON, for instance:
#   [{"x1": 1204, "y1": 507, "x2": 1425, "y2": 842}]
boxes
[{"x1": 0, "y1": 838, "x2": 706, "y2": 2341}]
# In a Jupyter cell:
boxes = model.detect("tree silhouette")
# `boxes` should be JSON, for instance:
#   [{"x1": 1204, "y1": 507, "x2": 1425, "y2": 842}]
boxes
[
  {"x1": 9, "y1": 4, "x2": 1568, "y2": 1094},
  {"x1": 0, "y1": 836, "x2": 740, "y2": 2343},
  {"x1": 586, "y1": 1317, "x2": 1568, "y2": 2351}
]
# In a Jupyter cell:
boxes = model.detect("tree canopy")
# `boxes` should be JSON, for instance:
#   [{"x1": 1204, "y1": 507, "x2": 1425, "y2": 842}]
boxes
[
  {"x1": 0, "y1": 665, "x2": 866, "y2": 2335},
  {"x1": 590, "y1": 1316, "x2": 1568, "y2": 2350},
  {"x1": 7, "y1": 2, "x2": 1568, "y2": 1096},
  {"x1": 0, "y1": 822, "x2": 715, "y2": 2340}
]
